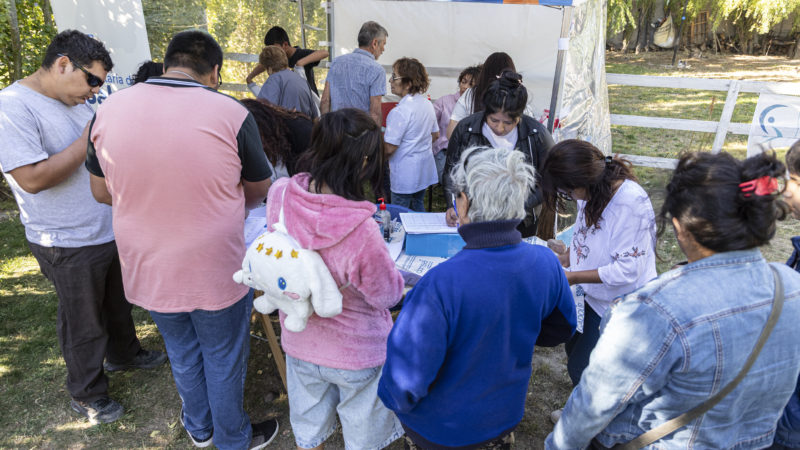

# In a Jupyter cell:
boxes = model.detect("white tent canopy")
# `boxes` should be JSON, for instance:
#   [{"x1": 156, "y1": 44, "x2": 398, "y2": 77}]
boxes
[{"x1": 328, "y1": 0, "x2": 610, "y2": 150}]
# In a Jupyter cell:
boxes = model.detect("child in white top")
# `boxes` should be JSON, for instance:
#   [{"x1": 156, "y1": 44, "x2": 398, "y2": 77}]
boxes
[{"x1": 384, "y1": 58, "x2": 439, "y2": 211}]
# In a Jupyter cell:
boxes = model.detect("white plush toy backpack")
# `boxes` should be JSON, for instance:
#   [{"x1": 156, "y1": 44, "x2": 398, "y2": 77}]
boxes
[{"x1": 233, "y1": 187, "x2": 342, "y2": 332}]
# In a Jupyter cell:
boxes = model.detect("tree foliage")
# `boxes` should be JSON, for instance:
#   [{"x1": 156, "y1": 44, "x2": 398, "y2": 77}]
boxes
[{"x1": 0, "y1": 0, "x2": 57, "y2": 88}]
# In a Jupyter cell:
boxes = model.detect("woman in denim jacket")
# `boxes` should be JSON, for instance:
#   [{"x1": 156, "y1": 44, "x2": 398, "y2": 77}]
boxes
[
  {"x1": 773, "y1": 141, "x2": 800, "y2": 450},
  {"x1": 547, "y1": 151, "x2": 800, "y2": 449}
]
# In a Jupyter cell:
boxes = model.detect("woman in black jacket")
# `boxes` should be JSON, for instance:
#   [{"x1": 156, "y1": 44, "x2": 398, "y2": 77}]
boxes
[{"x1": 443, "y1": 71, "x2": 554, "y2": 237}]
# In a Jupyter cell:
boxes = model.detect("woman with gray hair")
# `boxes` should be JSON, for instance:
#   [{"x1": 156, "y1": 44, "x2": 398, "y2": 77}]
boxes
[{"x1": 378, "y1": 147, "x2": 576, "y2": 450}]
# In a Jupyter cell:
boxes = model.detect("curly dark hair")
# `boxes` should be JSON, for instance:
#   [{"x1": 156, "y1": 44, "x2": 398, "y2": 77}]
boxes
[
  {"x1": 133, "y1": 61, "x2": 163, "y2": 84},
  {"x1": 240, "y1": 98, "x2": 310, "y2": 175},
  {"x1": 392, "y1": 57, "x2": 429, "y2": 95},
  {"x1": 658, "y1": 151, "x2": 787, "y2": 252},
  {"x1": 540, "y1": 139, "x2": 637, "y2": 228},
  {"x1": 42, "y1": 30, "x2": 113, "y2": 72}
]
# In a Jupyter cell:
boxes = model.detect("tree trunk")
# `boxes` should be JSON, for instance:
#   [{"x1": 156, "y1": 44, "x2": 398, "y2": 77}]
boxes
[
  {"x1": 39, "y1": 0, "x2": 54, "y2": 30},
  {"x1": 7, "y1": 0, "x2": 22, "y2": 81},
  {"x1": 621, "y1": 24, "x2": 635, "y2": 53},
  {"x1": 635, "y1": 6, "x2": 646, "y2": 54},
  {"x1": 792, "y1": 35, "x2": 800, "y2": 59}
]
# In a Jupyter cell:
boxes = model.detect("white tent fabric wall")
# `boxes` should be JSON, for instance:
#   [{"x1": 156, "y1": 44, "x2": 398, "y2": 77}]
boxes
[
  {"x1": 558, "y1": 0, "x2": 612, "y2": 153},
  {"x1": 330, "y1": 0, "x2": 562, "y2": 120},
  {"x1": 330, "y1": 0, "x2": 611, "y2": 152}
]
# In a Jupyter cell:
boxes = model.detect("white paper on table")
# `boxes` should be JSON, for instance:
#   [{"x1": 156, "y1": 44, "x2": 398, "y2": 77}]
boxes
[
  {"x1": 385, "y1": 219, "x2": 406, "y2": 261},
  {"x1": 400, "y1": 212, "x2": 458, "y2": 234},
  {"x1": 522, "y1": 236, "x2": 548, "y2": 247},
  {"x1": 395, "y1": 253, "x2": 447, "y2": 277}
]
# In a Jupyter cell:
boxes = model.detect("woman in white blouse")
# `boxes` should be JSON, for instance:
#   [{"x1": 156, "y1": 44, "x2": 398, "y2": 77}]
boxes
[
  {"x1": 384, "y1": 57, "x2": 439, "y2": 211},
  {"x1": 539, "y1": 139, "x2": 657, "y2": 390}
]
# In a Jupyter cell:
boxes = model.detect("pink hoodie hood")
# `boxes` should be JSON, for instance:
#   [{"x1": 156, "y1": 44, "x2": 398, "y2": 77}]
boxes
[{"x1": 270, "y1": 173, "x2": 378, "y2": 251}]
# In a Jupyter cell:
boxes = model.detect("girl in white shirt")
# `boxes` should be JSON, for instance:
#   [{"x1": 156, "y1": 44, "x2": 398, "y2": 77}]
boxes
[
  {"x1": 384, "y1": 58, "x2": 439, "y2": 211},
  {"x1": 539, "y1": 139, "x2": 657, "y2": 388}
]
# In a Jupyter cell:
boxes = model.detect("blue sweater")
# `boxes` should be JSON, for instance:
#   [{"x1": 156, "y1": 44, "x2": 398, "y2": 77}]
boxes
[{"x1": 378, "y1": 219, "x2": 576, "y2": 447}]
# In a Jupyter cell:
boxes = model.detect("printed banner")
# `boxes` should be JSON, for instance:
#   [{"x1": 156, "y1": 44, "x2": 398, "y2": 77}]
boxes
[
  {"x1": 747, "y1": 93, "x2": 800, "y2": 156},
  {"x1": 51, "y1": 0, "x2": 151, "y2": 108}
]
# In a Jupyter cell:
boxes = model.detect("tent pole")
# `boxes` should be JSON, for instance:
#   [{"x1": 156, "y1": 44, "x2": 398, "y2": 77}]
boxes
[
  {"x1": 548, "y1": 6, "x2": 572, "y2": 134},
  {"x1": 298, "y1": 0, "x2": 308, "y2": 48},
  {"x1": 671, "y1": 0, "x2": 688, "y2": 66}
]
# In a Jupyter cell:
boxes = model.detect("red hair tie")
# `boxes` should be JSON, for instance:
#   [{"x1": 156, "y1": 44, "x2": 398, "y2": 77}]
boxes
[{"x1": 739, "y1": 175, "x2": 778, "y2": 197}]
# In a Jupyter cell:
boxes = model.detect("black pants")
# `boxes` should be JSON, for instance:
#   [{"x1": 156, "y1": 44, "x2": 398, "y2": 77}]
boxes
[{"x1": 29, "y1": 240, "x2": 141, "y2": 402}]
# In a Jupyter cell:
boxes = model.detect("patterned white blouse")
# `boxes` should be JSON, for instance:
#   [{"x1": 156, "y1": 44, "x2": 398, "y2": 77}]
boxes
[{"x1": 569, "y1": 179, "x2": 657, "y2": 316}]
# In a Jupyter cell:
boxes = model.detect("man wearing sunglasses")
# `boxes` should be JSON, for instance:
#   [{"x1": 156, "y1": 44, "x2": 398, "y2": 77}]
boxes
[{"x1": 0, "y1": 30, "x2": 166, "y2": 425}]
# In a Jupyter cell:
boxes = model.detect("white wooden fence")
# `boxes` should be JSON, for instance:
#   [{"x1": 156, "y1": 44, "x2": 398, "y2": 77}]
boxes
[{"x1": 607, "y1": 73, "x2": 800, "y2": 169}]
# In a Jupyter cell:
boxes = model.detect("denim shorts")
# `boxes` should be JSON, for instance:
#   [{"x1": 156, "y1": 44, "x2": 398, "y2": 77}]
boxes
[{"x1": 286, "y1": 354, "x2": 403, "y2": 449}]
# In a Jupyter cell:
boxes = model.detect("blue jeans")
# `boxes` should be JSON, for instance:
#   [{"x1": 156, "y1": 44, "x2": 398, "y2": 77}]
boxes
[
  {"x1": 434, "y1": 151, "x2": 447, "y2": 185},
  {"x1": 565, "y1": 304, "x2": 602, "y2": 386},
  {"x1": 392, "y1": 190, "x2": 426, "y2": 212},
  {"x1": 149, "y1": 291, "x2": 253, "y2": 450}
]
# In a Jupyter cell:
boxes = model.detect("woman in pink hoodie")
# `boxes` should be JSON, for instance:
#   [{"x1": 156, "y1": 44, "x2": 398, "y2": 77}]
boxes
[{"x1": 265, "y1": 108, "x2": 405, "y2": 450}]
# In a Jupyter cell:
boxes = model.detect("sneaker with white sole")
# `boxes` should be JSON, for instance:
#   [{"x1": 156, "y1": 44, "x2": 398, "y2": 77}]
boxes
[
  {"x1": 70, "y1": 397, "x2": 124, "y2": 425},
  {"x1": 179, "y1": 408, "x2": 213, "y2": 448},
  {"x1": 249, "y1": 419, "x2": 279, "y2": 449}
]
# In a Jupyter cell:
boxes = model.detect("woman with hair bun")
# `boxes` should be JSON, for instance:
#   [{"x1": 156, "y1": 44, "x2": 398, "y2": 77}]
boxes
[
  {"x1": 539, "y1": 139, "x2": 656, "y2": 391},
  {"x1": 443, "y1": 71, "x2": 554, "y2": 236},
  {"x1": 547, "y1": 151, "x2": 800, "y2": 449}
]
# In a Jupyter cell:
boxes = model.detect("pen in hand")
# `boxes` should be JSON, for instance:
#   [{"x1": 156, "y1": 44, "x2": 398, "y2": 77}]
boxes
[{"x1": 452, "y1": 193, "x2": 459, "y2": 228}]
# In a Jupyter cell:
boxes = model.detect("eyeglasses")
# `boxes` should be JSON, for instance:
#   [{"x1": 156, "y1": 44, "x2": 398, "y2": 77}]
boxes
[
  {"x1": 390, "y1": 73, "x2": 403, "y2": 83},
  {"x1": 58, "y1": 53, "x2": 104, "y2": 88},
  {"x1": 557, "y1": 189, "x2": 574, "y2": 202}
]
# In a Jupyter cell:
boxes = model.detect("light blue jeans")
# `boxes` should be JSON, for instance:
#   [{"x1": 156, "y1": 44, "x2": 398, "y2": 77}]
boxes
[
  {"x1": 286, "y1": 354, "x2": 403, "y2": 450},
  {"x1": 149, "y1": 291, "x2": 253, "y2": 450}
]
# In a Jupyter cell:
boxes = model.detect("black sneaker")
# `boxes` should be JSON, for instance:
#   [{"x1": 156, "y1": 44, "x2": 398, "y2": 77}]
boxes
[
  {"x1": 70, "y1": 397, "x2": 124, "y2": 424},
  {"x1": 104, "y1": 349, "x2": 168, "y2": 372},
  {"x1": 249, "y1": 419, "x2": 279, "y2": 449},
  {"x1": 179, "y1": 408, "x2": 213, "y2": 448}
]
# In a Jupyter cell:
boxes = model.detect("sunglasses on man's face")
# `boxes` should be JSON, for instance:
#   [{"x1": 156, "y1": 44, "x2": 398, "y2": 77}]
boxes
[{"x1": 58, "y1": 53, "x2": 104, "y2": 88}]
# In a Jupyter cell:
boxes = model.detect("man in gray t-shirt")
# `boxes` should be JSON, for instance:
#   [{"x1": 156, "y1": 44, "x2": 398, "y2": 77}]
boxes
[{"x1": 0, "y1": 30, "x2": 165, "y2": 425}]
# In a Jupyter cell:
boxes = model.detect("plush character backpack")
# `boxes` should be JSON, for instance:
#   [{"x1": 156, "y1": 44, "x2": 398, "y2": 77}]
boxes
[{"x1": 233, "y1": 188, "x2": 342, "y2": 332}]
